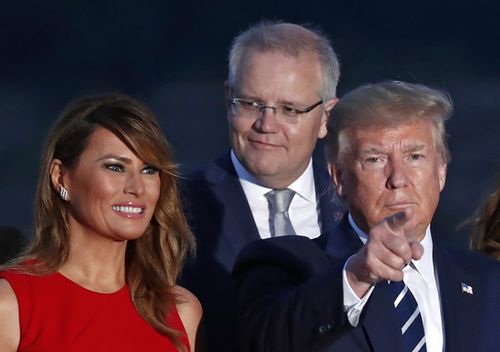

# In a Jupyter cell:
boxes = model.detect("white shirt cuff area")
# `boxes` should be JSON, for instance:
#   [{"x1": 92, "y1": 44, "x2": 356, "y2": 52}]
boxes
[{"x1": 342, "y1": 255, "x2": 374, "y2": 327}]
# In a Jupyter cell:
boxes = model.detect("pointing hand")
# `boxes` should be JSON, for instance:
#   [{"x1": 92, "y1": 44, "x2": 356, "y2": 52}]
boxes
[{"x1": 346, "y1": 209, "x2": 424, "y2": 298}]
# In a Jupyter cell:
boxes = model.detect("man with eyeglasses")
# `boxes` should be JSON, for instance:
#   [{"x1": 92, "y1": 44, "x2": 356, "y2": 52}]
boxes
[{"x1": 180, "y1": 21, "x2": 343, "y2": 351}]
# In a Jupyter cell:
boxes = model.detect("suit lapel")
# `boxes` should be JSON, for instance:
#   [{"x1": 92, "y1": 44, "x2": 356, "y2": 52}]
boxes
[
  {"x1": 433, "y1": 240, "x2": 482, "y2": 352},
  {"x1": 313, "y1": 160, "x2": 345, "y2": 236},
  {"x1": 207, "y1": 154, "x2": 261, "y2": 268},
  {"x1": 324, "y1": 216, "x2": 363, "y2": 258},
  {"x1": 362, "y1": 283, "x2": 405, "y2": 352}
]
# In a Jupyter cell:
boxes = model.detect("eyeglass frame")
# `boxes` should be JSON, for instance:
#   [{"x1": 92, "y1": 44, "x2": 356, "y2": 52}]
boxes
[{"x1": 229, "y1": 90, "x2": 324, "y2": 124}]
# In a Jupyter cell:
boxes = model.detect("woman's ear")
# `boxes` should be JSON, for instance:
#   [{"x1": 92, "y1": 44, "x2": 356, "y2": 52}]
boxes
[{"x1": 50, "y1": 159, "x2": 69, "y2": 200}]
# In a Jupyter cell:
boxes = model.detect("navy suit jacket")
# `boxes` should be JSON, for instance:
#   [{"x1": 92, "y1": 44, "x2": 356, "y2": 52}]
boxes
[
  {"x1": 233, "y1": 216, "x2": 500, "y2": 351},
  {"x1": 179, "y1": 151, "x2": 343, "y2": 352}
]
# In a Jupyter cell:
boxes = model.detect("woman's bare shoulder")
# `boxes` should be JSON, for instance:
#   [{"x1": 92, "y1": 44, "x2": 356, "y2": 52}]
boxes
[
  {"x1": 173, "y1": 285, "x2": 203, "y2": 351},
  {"x1": 0, "y1": 278, "x2": 20, "y2": 351},
  {"x1": 174, "y1": 285, "x2": 202, "y2": 321}
]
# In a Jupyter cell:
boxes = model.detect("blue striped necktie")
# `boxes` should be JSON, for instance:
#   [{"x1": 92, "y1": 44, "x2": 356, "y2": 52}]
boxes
[{"x1": 388, "y1": 280, "x2": 427, "y2": 352}]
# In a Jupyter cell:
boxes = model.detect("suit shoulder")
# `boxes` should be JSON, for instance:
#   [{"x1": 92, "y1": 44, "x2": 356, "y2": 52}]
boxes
[
  {"x1": 442, "y1": 244, "x2": 499, "y2": 266},
  {"x1": 234, "y1": 236, "x2": 331, "y2": 277},
  {"x1": 181, "y1": 164, "x2": 212, "y2": 184},
  {"x1": 240, "y1": 235, "x2": 322, "y2": 257},
  {"x1": 440, "y1": 243, "x2": 500, "y2": 278},
  {"x1": 182, "y1": 154, "x2": 234, "y2": 186}
]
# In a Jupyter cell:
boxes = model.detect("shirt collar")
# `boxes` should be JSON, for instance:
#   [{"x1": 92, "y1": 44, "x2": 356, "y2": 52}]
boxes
[
  {"x1": 230, "y1": 149, "x2": 316, "y2": 203},
  {"x1": 347, "y1": 213, "x2": 435, "y2": 285},
  {"x1": 348, "y1": 213, "x2": 369, "y2": 244},
  {"x1": 412, "y1": 226, "x2": 435, "y2": 286}
]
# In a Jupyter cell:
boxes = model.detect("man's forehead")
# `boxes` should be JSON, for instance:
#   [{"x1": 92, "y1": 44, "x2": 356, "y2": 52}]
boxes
[
  {"x1": 241, "y1": 48, "x2": 320, "y2": 68},
  {"x1": 348, "y1": 119, "x2": 433, "y2": 137},
  {"x1": 343, "y1": 121, "x2": 435, "y2": 149}
]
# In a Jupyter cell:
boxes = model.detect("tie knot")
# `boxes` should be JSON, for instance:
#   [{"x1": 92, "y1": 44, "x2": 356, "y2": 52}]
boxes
[{"x1": 266, "y1": 189, "x2": 295, "y2": 213}]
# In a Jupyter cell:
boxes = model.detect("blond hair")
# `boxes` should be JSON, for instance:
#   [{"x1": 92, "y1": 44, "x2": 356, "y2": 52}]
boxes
[{"x1": 326, "y1": 80, "x2": 452, "y2": 166}]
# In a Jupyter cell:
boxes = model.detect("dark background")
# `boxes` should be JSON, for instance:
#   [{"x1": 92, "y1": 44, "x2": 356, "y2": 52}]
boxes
[{"x1": 1, "y1": 1, "x2": 499, "y2": 248}]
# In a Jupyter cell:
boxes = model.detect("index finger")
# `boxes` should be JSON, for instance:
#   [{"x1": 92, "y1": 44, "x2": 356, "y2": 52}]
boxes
[{"x1": 384, "y1": 208, "x2": 412, "y2": 234}]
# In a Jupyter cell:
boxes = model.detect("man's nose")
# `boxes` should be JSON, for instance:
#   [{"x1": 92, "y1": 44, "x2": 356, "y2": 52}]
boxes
[
  {"x1": 254, "y1": 106, "x2": 280, "y2": 132},
  {"x1": 386, "y1": 158, "x2": 409, "y2": 189}
]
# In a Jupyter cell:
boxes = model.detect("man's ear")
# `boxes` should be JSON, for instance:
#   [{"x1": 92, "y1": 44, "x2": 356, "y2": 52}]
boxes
[
  {"x1": 328, "y1": 161, "x2": 345, "y2": 197},
  {"x1": 318, "y1": 98, "x2": 338, "y2": 139},
  {"x1": 438, "y1": 161, "x2": 447, "y2": 192},
  {"x1": 224, "y1": 81, "x2": 233, "y2": 121},
  {"x1": 324, "y1": 97, "x2": 339, "y2": 115}
]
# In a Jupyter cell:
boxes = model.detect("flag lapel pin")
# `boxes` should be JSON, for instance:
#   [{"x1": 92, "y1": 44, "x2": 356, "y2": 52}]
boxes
[{"x1": 461, "y1": 282, "x2": 473, "y2": 295}]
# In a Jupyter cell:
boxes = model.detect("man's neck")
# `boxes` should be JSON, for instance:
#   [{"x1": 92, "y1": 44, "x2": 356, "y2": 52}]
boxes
[{"x1": 230, "y1": 149, "x2": 312, "y2": 189}]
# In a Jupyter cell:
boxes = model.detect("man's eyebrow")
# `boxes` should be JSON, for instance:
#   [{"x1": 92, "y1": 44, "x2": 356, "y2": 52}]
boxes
[
  {"x1": 401, "y1": 144, "x2": 426, "y2": 153},
  {"x1": 359, "y1": 144, "x2": 426, "y2": 155},
  {"x1": 360, "y1": 147, "x2": 387, "y2": 155},
  {"x1": 235, "y1": 92, "x2": 263, "y2": 102}
]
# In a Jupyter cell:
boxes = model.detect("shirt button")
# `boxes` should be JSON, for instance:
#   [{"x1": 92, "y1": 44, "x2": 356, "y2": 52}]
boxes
[{"x1": 316, "y1": 322, "x2": 334, "y2": 335}]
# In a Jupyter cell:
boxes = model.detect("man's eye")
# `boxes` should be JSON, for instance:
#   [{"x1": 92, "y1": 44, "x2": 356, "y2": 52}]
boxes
[
  {"x1": 410, "y1": 154, "x2": 425, "y2": 161},
  {"x1": 105, "y1": 164, "x2": 124, "y2": 172},
  {"x1": 240, "y1": 100, "x2": 260, "y2": 110},
  {"x1": 282, "y1": 105, "x2": 300, "y2": 116},
  {"x1": 366, "y1": 157, "x2": 381, "y2": 163}
]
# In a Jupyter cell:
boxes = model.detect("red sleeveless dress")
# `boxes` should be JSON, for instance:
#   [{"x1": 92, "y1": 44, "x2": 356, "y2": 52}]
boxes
[{"x1": 0, "y1": 269, "x2": 189, "y2": 352}]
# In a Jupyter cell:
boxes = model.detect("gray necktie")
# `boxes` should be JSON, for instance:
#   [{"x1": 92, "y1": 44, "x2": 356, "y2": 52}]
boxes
[{"x1": 265, "y1": 189, "x2": 297, "y2": 237}]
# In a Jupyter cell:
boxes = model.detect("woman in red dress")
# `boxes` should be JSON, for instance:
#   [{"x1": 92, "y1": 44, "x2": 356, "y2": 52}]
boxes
[{"x1": 0, "y1": 95, "x2": 201, "y2": 351}]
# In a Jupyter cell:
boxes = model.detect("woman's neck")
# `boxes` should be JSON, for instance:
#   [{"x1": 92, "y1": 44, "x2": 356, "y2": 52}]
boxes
[{"x1": 59, "y1": 230, "x2": 128, "y2": 293}]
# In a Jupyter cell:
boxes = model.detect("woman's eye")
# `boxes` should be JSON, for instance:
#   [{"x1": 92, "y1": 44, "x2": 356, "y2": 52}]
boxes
[
  {"x1": 142, "y1": 166, "x2": 159, "y2": 175},
  {"x1": 105, "y1": 164, "x2": 124, "y2": 172}
]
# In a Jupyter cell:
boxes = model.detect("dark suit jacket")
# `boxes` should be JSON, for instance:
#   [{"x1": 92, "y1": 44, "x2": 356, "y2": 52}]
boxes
[
  {"x1": 179, "y1": 151, "x2": 343, "y2": 352},
  {"x1": 233, "y1": 216, "x2": 500, "y2": 351}
]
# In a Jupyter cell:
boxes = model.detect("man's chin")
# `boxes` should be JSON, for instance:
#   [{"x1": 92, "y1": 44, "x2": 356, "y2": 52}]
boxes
[{"x1": 402, "y1": 225, "x2": 426, "y2": 243}]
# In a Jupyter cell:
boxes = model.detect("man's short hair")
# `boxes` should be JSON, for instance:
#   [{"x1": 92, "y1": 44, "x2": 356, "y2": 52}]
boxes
[
  {"x1": 228, "y1": 20, "x2": 340, "y2": 101},
  {"x1": 326, "y1": 80, "x2": 453, "y2": 165}
]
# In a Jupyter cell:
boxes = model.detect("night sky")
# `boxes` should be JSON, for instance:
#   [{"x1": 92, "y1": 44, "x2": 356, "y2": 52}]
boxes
[{"x1": 1, "y1": 1, "x2": 499, "y2": 247}]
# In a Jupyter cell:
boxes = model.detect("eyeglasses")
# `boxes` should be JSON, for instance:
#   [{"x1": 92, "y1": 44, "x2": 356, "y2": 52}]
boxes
[{"x1": 230, "y1": 97, "x2": 323, "y2": 124}]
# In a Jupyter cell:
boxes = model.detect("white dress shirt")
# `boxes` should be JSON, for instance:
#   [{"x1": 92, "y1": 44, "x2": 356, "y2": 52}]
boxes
[
  {"x1": 343, "y1": 214, "x2": 444, "y2": 352},
  {"x1": 231, "y1": 150, "x2": 322, "y2": 239}
]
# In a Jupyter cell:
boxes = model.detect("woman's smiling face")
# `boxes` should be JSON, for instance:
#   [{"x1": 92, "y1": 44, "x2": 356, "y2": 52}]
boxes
[{"x1": 55, "y1": 127, "x2": 161, "y2": 242}]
